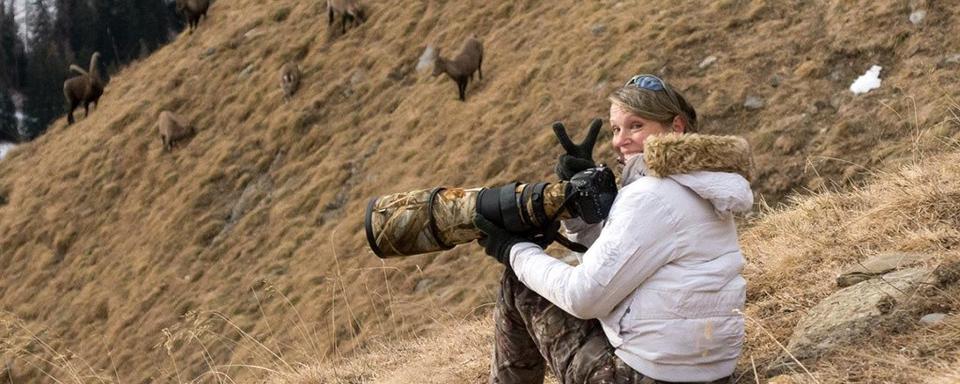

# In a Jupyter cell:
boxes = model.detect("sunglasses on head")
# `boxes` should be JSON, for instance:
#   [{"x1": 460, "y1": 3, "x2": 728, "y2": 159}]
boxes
[{"x1": 624, "y1": 74, "x2": 666, "y2": 92}]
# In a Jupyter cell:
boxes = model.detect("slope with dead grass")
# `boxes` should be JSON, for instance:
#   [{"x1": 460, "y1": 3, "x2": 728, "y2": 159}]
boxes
[
  {"x1": 0, "y1": 0, "x2": 959, "y2": 382},
  {"x1": 270, "y1": 149, "x2": 960, "y2": 384},
  {"x1": 738, "y1": 149, "x2": 960, "y2": 383}
]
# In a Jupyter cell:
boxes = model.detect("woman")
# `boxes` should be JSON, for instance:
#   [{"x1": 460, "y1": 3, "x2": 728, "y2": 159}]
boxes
[{"x1": 475, "y1": 74, "x2": 754, "y2": 383}]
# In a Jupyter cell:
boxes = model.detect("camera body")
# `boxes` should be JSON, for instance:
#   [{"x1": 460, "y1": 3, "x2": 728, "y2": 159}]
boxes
[{"x1": 567, "y1": 166, "x2": 617, "y2": 224}]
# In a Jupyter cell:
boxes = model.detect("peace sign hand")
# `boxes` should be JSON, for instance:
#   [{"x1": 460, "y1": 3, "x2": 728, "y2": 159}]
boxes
[{"x1": 553, "y1": 118, "x2": 603, "y2": 181}]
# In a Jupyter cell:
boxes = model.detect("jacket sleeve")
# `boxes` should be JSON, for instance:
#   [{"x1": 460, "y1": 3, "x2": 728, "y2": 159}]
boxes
[{"x1": 509, "y1": 190, "x2": 680, "y2": 319}]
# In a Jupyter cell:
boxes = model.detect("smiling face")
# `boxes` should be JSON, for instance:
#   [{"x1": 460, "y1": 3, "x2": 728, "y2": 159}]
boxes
[{"x1": 609, "y1": 102, "x2": 679, "y2": 163}]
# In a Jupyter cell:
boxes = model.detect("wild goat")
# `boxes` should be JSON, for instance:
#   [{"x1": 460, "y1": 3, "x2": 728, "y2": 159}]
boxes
[
  {"x1": 176, "y1": 0, "x2": 210, "y2": 32},
  {"x1": 63, "y1": 52, "x2": 104, "y2": 125},
  {"x1": 279, "y1": 62, "x2": 301, "y2": 101},
  {"x1": 433, "y1": 35, "x2": 483, "y2": 102},
  {"x1": 157, "y1": 111, "x2": 195, "y2": 151},
  {"x1": 327, "y1": 0, "x2": 366, "y2": 35}
]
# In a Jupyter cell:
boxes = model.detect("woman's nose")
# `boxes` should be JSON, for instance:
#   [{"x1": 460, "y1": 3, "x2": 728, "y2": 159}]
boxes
[{"x1": 612, "y1": 131, "x2": 628, "y2": 148}]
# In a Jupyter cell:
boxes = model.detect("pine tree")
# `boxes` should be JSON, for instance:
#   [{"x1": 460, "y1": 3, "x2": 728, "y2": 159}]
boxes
[
  {"x1": 54, "y1": 0, "x2": 98, "y2": 62},
  {"x1": 0, "y1": 84, "x2": 17, "y2": 142},
  {"x1": 6, "y1": 0, "x2": 28, "y2": 88},
  {"x1": 21, "y1": 0, "x2": 67, "y2": 138},
  {"x1": 0, "y1": 0, "x2": 21, "y2": 87}
]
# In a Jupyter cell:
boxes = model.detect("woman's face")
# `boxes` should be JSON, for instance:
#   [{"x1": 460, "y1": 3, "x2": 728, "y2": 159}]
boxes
[{"x1": 609, "y1": 103, "x2": 673, "y2": 164}]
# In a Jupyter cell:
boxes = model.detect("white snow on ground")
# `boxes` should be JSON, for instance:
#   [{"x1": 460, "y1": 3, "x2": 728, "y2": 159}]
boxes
[
  {"x1": 850, "y1": 65, "x2": 882, "y2": 94},
  {"x1": 0, "y1": 142, "x2": 14, "y2": 160}
]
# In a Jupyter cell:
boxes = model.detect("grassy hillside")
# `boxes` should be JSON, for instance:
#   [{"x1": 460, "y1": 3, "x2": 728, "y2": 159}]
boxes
[
  {"x1": 1, "y1": 0, "x2": 959, "y2": 382},
  {"x1": 271, "y1": 149, "x2": 960, "y2": 383}
]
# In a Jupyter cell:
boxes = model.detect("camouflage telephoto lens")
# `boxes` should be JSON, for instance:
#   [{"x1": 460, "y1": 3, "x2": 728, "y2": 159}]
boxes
[
  {"x1": 365, "y1": 187, "x2": 483, "y2": 258},
  {"x1": 364, "y1": 183, "x2": 570, "y2": 258}
]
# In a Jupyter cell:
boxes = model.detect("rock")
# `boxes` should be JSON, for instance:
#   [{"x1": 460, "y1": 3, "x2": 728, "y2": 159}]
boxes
[
  {"x1": 829, "y1": 95, "x2": 843, "y2": 110},
  {"x1": 239, "y1": 64, "x2": 256, "y2": 79},
  {"x1": 939, "y1": 53, "x2": 960, "y2": 69},
  {"x1": 836, "y1": 252, "x2": 932, "y2": 287},
  {"x1": 201, "y1": 47, "x2": 217, "y2": 59},
  {"x1": 780, "y1": 267, "x2": 934, "y2": 367},
  {"x1": 829, "y1": 69, "x2": 843, "y2": 82},
  {"x1": 388, "y1": 62, "x2": 411, "y2": 82},
  {"x1": 590, "y1": 24, "x2": 607, "y2": 36},
  {"x1": 414, "y1": 278, "x2": 434, "y2": 294},
  {"x1": 244, "y1": 27, "x2": 265, "y2": 40},
  {"x1": 920, "y1": 313, "x2": 947, "y2": 326},
  {"x1": 698, "y1": 55, "x2": 717, "y2": 69},
  {"x1": 743, "y1": 95, "x2": 765, "y2": 110},
  {"x1": 909, "y1": 10, "x2": 926, "y2": 25},
  {"x1": 415, "y1": 46, "x2": 436, "y2": 73},
  {"x1": 769, "y1": 74, "x2": 783, "y2": 88},
  {"x1": 933, "y1": 259, "x2": 960, "y2": 287},
  {"x1": 813, "y1": 100, "x2": 833, "y2": 114},
  {"x1": 350, "y1": 69, "x2": 366, "y2": 86}
]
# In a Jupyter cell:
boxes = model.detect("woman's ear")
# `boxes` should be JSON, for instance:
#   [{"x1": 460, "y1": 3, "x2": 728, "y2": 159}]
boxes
[{"x1": 672, "y1": 115, "x2": 686, "y2": 134}]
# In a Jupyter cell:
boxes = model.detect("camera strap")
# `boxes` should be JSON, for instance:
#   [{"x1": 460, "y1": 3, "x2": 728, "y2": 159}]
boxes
[{"x1": 555, "y1": 234, "x2": 588, "y2": 253}]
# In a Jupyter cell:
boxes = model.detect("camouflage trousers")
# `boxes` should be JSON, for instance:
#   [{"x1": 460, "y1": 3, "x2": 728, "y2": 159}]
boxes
[{"x1": 490, "y1": 270, "x2": 731, "y2": 384}]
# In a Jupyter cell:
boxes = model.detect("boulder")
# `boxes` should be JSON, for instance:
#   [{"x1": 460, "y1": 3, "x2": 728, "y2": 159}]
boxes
[
  {"x1": 836, "y1": 252, "x2": 931, "y2": 287},
  {"x1": 775, "y1": 268, "x2": 934, "y2": 371},
  {"x1": 920, "y1": 313, "x2": 948, "y2": 326}
]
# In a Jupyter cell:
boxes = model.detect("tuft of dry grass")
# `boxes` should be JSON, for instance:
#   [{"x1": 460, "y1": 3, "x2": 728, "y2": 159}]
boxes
[
  {"x1": 265, "y1": 319, "x2": 496, "y2": 384},
  {"x1": 0, "y1": 311, "x2": 116, "y2": 384}
]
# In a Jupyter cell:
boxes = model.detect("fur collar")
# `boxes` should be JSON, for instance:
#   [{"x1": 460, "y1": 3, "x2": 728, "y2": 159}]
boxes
[{"x1": 643, "y1": 133, "x2": 753, "y2": 182}]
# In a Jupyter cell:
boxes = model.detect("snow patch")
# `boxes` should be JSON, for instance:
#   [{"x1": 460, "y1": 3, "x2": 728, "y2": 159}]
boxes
[
  {"x1": 850, "y1": 65, "x2": 882, "y2": 95},
  {"x1": 0, "y1": 142, "x2": 15, "y2": 160},
  {"x1": 909, "y1": 10, "x2": 926, "y2": 25}
]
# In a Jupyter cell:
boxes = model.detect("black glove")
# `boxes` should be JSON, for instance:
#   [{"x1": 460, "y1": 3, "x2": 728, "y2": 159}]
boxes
[
  {"x1": 553, "y1": 118, "x2": 603, "y2": 180},
  {"x1": 474, "y1": 215, "x2": 561, "y2": 265},
  {"x1": 556, "y1": 155, "x2": 596, "y2": 181}
]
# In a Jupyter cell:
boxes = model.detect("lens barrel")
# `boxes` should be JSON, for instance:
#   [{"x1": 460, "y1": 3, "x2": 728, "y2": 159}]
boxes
[{"x1": 365, "y1": 182, "x2": 570, "y2": 258}]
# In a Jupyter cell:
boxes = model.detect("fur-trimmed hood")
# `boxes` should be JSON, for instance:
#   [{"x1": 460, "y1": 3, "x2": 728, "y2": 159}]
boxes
[{"x1": 621, "y1": 133, "x2": 754, "y2": 215}]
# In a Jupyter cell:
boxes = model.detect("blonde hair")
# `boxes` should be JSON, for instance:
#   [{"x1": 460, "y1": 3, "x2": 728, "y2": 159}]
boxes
[{"x1": 608, "y1": 77, "x2": 699, "y2": 133}]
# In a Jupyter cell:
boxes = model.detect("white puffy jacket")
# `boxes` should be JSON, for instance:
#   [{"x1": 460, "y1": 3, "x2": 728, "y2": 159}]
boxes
[{"x1": 509, "y1": 134, "x2": 754, "y2": 382}]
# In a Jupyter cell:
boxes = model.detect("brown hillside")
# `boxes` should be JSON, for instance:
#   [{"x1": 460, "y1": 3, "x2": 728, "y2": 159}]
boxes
[
  {"x1": 274, "y1": 149, "x2": 960, "y2": 383},
  {"x1": 1, "y1": 0, "x2": 959, "y2": 382}
]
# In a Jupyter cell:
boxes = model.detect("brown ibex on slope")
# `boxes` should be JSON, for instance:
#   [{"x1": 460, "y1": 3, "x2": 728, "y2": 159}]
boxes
[
  {"x1": 327, "y1": 0, "x2": 366, "y2": 35},
  {"x1": 280, "y1": 62, "x2": 302, "y2": 102},
  {"x1": 432, "y1": 35, "x2": 483, "y2": 102},
  {"x1": 176, "y1": 0, "x2": 210, "y2": 32},
  {"x1": 157, "y1": 111, "x2": 196, "y2": 151},
  {"x1": 63, "y1": 52, "x2": 104, "y2": 125}
]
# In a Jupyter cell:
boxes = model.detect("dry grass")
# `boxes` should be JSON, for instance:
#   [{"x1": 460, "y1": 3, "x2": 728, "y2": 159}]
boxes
[
  {"x1": 264, "y1": 318, "x2": 500, "y2": 384},
  {"x1": 0, "y1": 311, "x2": 116, "y2": 384},
  {"x1": 262, "y1": 149, "x2": 960, "y2": 384},
  {"x1": 737, "y1": 148, "x2": 960, "y2": 382},
  {"x1": 0, "y1": 0, "x2": 959, "y2": 382}
]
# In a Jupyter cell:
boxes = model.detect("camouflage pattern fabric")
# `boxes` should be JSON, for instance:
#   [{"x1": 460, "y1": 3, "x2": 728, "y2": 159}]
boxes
[{"x1": 490, "y1": 270, "x2": 732, "y2": 384}]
